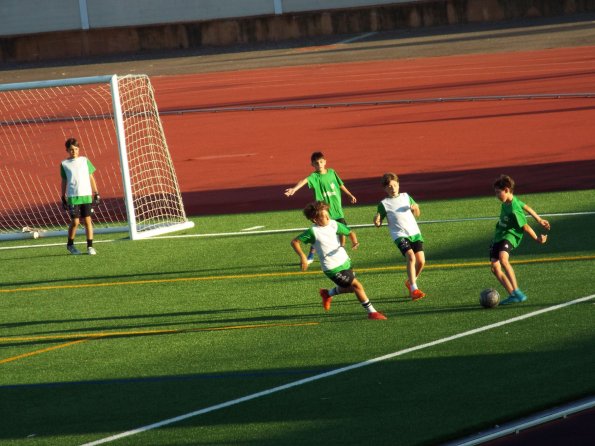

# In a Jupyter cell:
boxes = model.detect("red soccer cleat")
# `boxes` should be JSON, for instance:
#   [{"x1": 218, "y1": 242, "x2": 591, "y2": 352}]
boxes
[
  {"x1": 368, "y1": 312, "x2": 387, "y2": 320},
  {"x1": 319, "y1": 289, "x2": 332, "y2": 311},
  {"x1": 410, "y1": 289, "x2": 426, "y2": 301}
]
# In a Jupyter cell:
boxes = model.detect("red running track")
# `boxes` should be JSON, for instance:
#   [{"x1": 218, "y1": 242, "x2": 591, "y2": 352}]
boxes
[{"x1": 152, "y1": 46, "x2": 595, "y2": 215}]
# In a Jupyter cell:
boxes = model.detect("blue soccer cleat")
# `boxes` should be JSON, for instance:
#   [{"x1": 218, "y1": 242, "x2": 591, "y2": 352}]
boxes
[{"x1": 500, "y1": 290, "x2": 527, "y2": 305}]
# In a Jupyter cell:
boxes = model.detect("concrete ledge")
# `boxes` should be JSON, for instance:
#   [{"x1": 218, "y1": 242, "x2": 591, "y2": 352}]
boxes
[{"x1": 1, "y1": 0, "x2": 594, "y2": 63}]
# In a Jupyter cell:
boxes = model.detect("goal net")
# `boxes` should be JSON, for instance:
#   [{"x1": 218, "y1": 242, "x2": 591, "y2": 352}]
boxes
[{"x1": 0, "y1": 74, "x2": 194, "y2": 241}]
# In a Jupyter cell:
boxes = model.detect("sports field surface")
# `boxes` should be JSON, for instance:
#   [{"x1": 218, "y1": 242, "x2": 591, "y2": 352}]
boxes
[
  {"x1": 1, "y1": 13, "x2": 594, "y2": 446},
  {"x1": 1, "y1": 190, "x2": 594, "y2": 445}
]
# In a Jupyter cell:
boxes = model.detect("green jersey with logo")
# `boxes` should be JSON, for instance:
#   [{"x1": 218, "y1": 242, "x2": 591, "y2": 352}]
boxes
[
  {"x1": 493, "y1": 196, "x2": 527, "y2": 248},
  {"x1": 307, "y1": 168, "x2": 345, "y2": 219}
]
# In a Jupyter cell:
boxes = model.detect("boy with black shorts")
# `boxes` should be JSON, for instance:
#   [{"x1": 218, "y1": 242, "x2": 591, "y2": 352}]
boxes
[
  {"x1": 291, "y1": 201, "x2": 386, "y2": 320},
  {"x1": 490, "y1": 174, "x2": 550, "y2": 304},
  {"x1": 60, "y1": 137, "x2": 100, "y2": 255},
  {"x1": 374, "y1": 173, "x2": 426, "y2": 300},
  {"x1": 285, "y1": 151, "x2": 357, "y2": 263}
]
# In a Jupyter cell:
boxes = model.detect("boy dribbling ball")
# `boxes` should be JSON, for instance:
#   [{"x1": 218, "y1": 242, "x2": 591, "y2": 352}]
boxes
[{"x1": 490, "y1": 174, "x2": 550, "y2": 305}]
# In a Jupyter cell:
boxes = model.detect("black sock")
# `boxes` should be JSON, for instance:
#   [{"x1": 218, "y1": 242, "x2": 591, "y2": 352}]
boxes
[{"x1": 87, "y1": 239, "x2": 93, "y2": 248}]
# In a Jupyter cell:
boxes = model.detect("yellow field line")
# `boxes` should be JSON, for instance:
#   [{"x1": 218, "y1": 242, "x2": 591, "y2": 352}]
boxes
[
  {"x1": 0, "y1": 338, "x2": 91, "y2": 365},
  {"x1": 0, "y1": 321, "x2": 319, "y2": 344},
  {"x1": 0, "y1": 321, "x2": 319, "y2": 366},
  {"x1": 0, "y1": 255, "x2": 592, "y2": 295}
]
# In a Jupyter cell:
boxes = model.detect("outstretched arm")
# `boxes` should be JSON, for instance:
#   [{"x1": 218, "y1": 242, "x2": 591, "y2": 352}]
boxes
[
  {"x1": 285, "y1": 178, "x2": 308, "y2": 197},
  {"x1": 340, "y1": 185, "x2": 357, "y2": 204},
  {"x1": 523, "y1": 204, "x2": 550, "y2": 230},
  {"x1": 291, "y1": 238, "x2": 310, "y2": 271},
  {"x1": 523, "y1": 223, "x2": 548, "y2": 244}
]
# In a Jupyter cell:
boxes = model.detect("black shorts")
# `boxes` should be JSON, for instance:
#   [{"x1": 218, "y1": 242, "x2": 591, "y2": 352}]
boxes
[
  {"x1": 489, "y1": 240, "x2": 513, "y2": 261},
  {"x1": 396, "y1": 238, "x2": 424, "y2": 256},
  {"x1": 69, "y1": 203, "x2": 93, "y2": 219},
  {"x1": 326, "y1": 268, "x2": 356, "y2": 288}
]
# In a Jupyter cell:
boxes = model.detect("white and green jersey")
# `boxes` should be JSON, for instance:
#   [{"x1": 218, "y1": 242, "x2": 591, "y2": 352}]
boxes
[
  {"x1": 297, "y1": 220, "x2": 351, "y2": 273},
  {"x1": 377, "y1": 193, "x2": 423, "y2": 242},
  {"x1": 307, "y1": 169, "x2": 345, "y2": 220},
  {"x1": 60, "y1": 156, "x2": 96, "y2": 205}
]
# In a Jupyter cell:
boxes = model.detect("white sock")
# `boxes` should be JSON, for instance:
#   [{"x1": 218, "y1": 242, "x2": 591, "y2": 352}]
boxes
[
  {"x1": 361, "y1": 300, "x2": 377, "y2": 313},
  {"x1": 410, "y1": 282, "x2": 418, "y2": 291}
]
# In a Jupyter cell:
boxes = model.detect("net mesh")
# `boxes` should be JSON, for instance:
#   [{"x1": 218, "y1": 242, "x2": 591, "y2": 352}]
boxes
[{"x1": 0, "y1": 75, "x2": 190, "y2": 239}]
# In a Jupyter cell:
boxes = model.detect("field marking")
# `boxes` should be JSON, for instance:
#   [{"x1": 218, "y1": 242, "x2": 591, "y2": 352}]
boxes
[
  {"x1": 1, "y1": 255, "x2": 593, "y2": 295},
  {"x1": 1, "y1": 211, "x2": 592, "y2": 250},
  {"x1": 81, "y1": 293, "x2": 595, "y2": 445},
  {"x1": 0, "y1": 321, "x2": 318, "y2": 344},
  {"x1": 154, "y1": 211, "x2": 595, "y2": 239},
  {"x1": 0, "y1": 322, "x2": 318, "y2": 365},
  {"x1": 0, "y1": 338, "x2": 91, "y2": 365}
]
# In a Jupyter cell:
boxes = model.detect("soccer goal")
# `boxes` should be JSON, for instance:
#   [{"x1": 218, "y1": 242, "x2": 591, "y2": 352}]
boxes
[{"x1": 0, "y1": 74, "x2": 194, "y2": 241}]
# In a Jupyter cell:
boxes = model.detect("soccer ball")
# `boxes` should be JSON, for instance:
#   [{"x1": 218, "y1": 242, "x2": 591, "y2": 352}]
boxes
[
  {"x1": 33, "y1": 231, "x2": 39, "y2": 239},
  {"x1": 480, "y1": 288, "x2": 500, "y2": 308}
]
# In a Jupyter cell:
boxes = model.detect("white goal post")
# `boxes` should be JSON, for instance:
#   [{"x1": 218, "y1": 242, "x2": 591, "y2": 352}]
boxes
[{"x1": 0, "y1": 74, "x2": 194, "y2": 241}]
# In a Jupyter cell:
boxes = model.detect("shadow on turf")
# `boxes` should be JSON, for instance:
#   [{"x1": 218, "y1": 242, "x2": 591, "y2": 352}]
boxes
[{"x1": 0, "y1": 334, "x2": 593, "y2": 444}]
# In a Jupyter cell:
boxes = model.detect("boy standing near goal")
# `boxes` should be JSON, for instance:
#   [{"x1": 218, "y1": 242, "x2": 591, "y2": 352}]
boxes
[
  {"x1": 291, "y1": 201, "x2": 386, "y2": 320},
  {"x1": 60, "y1": 137, "x2": 100, "y2": 255},
  {"x1": 285, "y1": 151, "x2": 357, "y2": 264},
  {"x1": 490, "y1": 174, "x2": 550, "y2": 304},
  {"x1": 374, "y1": 173, "x2": 426, "y2": 301}
]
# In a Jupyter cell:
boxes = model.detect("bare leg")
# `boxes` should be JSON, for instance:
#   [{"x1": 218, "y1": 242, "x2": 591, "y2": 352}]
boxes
[{"x1": 491, "y1": 259, "x2": 514, "y2": 294}]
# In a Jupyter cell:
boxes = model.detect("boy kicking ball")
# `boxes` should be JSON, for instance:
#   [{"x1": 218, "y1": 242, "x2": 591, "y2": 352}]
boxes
[
  {"x1": 490, "y1": 175, "x2": 550, "y2": 305},
  {"x1": 291, "y1": 201, "x2": 386, "y2": 320}
]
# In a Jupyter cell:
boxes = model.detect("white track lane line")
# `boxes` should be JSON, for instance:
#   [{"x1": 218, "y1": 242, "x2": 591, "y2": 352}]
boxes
[{"x1": 81, "y1": 294, "x2": 595, "y2": 445}]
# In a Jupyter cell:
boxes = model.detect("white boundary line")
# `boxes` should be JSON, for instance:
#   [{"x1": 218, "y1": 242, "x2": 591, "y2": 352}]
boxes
[
  {"x1": 81, "y1": 294, "x2": 595, "y2": 446},
  {"x1": 154, "y1": 210, "x2": 595, "y2": 239},
  {"x1": 3, "y1": 211, "x2": 593, "y2": 248}
]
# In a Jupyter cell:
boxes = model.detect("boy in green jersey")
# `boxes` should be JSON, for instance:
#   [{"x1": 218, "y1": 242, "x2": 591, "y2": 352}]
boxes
[
  {"x1": 60, "y1": 137, "x2": 101, "y2": 255},
  {"x1": 490, "y1": 175, "x2": 550, "y2": 305},
  {"x1": 285, "y1": 151, "x2": 357, "y2": 264},
  {"x1": 291, "y1": 201, "x2": 386, "y2": 320}
]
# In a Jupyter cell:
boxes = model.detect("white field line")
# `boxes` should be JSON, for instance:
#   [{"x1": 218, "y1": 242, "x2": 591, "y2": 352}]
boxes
[
  {"x1": 154, "y1": 211, "x2": 595, "y2": 239},
  {"x1": 3, "y1": 211, "x2": 594, "y2": 249},
  {"x1": 80, "y1": 294, "x2": 595, "y2": 446}
]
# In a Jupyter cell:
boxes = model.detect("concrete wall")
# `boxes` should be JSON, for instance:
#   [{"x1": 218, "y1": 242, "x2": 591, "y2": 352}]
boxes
[
  {"x1": 0, "y1": 0, "x2": 81, "y2": 36},
  {"x1": 0, "y1": 0, "x2": 418, "y2": 36},
  {"x1": 1, "y1": 0, "x2": 594, "y2": 64}
]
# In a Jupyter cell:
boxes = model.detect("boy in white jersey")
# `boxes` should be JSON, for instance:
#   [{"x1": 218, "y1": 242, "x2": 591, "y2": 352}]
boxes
[
  {"x1": 374, "y1": 173, "x2": 426, "y2": 300},
  {"x1": 291, "y1": 201, "x2": 386, "y2": 320},
  {"x1": 60, "y1": 138, "x2": 100, "y2": 255}
]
